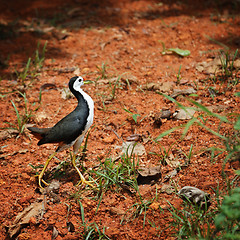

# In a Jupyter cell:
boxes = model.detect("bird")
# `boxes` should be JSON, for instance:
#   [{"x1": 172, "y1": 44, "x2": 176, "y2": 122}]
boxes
[{"x1": 28, "y1": 76, "x2": 94, "y2": 188}]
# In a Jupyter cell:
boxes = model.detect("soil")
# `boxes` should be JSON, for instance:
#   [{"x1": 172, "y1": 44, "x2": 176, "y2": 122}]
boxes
[{"x1": 0, "y1": 0, "x2": 240, "y2": 239}]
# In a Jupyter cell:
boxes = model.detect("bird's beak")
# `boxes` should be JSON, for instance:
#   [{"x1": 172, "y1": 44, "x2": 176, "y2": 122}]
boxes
[{"x1": 83, "y1": 80, "x2": 93, "y2": 84}]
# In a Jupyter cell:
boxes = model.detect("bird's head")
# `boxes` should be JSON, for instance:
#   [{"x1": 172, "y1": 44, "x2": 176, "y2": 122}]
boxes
[{"x1": 70, "y1": 76, "x2": 85, "y2": 91}]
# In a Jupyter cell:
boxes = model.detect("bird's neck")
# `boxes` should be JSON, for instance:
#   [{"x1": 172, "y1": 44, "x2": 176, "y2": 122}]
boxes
[{"x1": 74, "y1": 88, "x2": 94, "y2": 110}]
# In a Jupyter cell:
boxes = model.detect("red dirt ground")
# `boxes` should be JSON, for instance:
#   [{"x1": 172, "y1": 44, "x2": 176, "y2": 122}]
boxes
[{"x1": 0, "y1": 0, "x2": 239, "y2": 239}]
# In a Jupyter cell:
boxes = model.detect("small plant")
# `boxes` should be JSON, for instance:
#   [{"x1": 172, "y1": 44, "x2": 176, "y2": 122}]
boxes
[
  {"x1": 109, "y1": 76, "x2": 121, "y2": 100},
  {"x1": 214, "y1": 187, "x2": 240, "y2": 239},
  {"x1": 92, "y1": 155, "x2": 136, "y2": 193},
  {"x1": 96, "y1": 62, "x2": 108, "y2": 79},
  {"x1": 33, "y1": 41, "x2": 47, "y2": 70},
  {"x1": 168, "y1": 199, "x2": 216, "y2": 238},
  {"x1": 4, "y1": 91, "x2": 41, "y2": 136},
  {"x1": 156, "y1": 92, "x2": 240, "y2": 238},
  {"x1": 176, "y1": 64, "x2": 182, "y2": 85},
  {"x1": 219, "y1": 49, "x2": 238, "y2": 79},
  {"x1": 121, "y1": 198, "x2": 153, "y2": 227},
  {"x1": 15, "y1": 41, "x2": 47, "y2": 87},
  {"x1": 78, "y1": 200, "x2": 110, "y2": 239},
  {"x1": 124, "y1": 108, "x2": 141, "y2": 124}
]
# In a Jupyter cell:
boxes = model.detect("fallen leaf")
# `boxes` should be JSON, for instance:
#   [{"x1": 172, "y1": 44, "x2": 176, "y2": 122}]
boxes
[
  {"x1": 67, "y1": 221, "x2": 75, "y2": 232},
  {"x1": 166, "y1": 48, "x2": 191, "y2": 57},
  {"x1": 165, "y1": 153, "x2": 181, "y2": 168},
  {"x1": 161, "y1": 184, "x2": 175, "y2": 194},
  {"x1": 35, "y1": 111, "x2": 48, "y2": 123},
  {"x1": 173, "y1": 108, "x2": 196, "y2": 120},
  {"x1": 8, "y1": 201, "x2": 44, "y2": 238},
  {"x1": 170, "y1": 88, "x2": 196, "y2": 98},
  {"x1": 52, "y1": 226, "x2": 58, "y2": 240},
  {"x1": 0, "y1": 129, "x2": 18, "y2": 140},
  {"x1": 163, "y1": 169, "x2": 178, "y2": 182},
  {"x1": 137, "y1": 165, "x2": 161, "y2": 185},
  {"x1": 109, "y1": 207, "x2": 125, "y2": 215},
  {"x1": 143, "y1": 82, "x2": 174, "y2": 93},
  {"x1": 61, "y1": 88, "x2": 73, "y2": 99},
  {"x1": 73, "y1": 67, "x2": 81, "y2": 75},
  {"x1": 57, "y1": 67, "x2": 77, "y2": 73},
  {"x1": 121, "y1": 141, "x2": 146, "y2": 156},
  {"x1": 52, "y1": 29, "x2": 69, "y2": 40},
  {"x1": 40, "y1": 83, "x2": 57, "y2": 91},
  {"x1": 196, "y1": 58, "x2": 222, "y2": 75},
  {"x1": 126, "y1": 134, "x2": 143, "y2": 142},
  {"x1": 233, "y1": 58, "x2": 240, "y2": 68},
  {"x1": 160, "y1": 109, "x2": 172, "y2": 119}
]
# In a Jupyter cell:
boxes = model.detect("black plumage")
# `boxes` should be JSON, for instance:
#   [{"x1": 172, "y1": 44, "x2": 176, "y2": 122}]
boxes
[{"x1": 28, "y1": 76, "x2": 94, "y2": 188}]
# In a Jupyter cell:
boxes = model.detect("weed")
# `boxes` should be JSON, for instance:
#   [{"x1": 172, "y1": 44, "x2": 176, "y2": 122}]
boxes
[
  {"x1": 121, "y1": 199, "x2": 153, "y2": 227},
  {"x1": 156, "y1": 92, "x2": 240, "y2": 238},
  {"x1": 96, "y1": 62, "x2": 108, "y2": 79},
  {"x1": 176, "y1": 64, "x2": 182, "y2": 85},
  {"x1": 92, "y1": 154, "x2": 136, "y2": 193},
  {"x1": 219, "y1": 49, "x2": 238, "y2": 79},
  {"x1": 5, "y1": 93, "x2": 32, "y2": 135},
  {"x1": 3, "y1": 91, "x2": 41, "y2": 136},
  {"x1": 78, "y1": 200, "x2": 110, "y2": 239},
  {"x1": 33, "y1": 41, "x2": 47, "y2": 70},
  {"x1": 168, "y1": 199, "x2": 216, "y2": 238},
  {"x1": 214, "y1": 187, "x2": 240, "y2": 239},
  {"x1": 123, "y1": 108, "x2": 141, "y2": 124},
  {"x1": 15, "y1": 41, "x2": 47, "y2": 88},
  {"x1": 28, "y1": 163, "x2": 44, "y2": 175},
  {"x1": 109, "y1": 76, "x2": 121, "y2": 100}
]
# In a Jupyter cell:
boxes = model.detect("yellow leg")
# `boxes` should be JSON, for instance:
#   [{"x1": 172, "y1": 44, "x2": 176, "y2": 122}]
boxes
[
  {"x1": 38, "y1": 152, "x2": 56, "y2": 188},
  {"x1": 71, "y1": 154, "x2": 95, "y2": 188}
]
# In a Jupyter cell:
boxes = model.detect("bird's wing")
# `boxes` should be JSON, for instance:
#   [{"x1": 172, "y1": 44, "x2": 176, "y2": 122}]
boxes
[{"x1": 39, "y1": 111, "x2": 88, "y2": 145}]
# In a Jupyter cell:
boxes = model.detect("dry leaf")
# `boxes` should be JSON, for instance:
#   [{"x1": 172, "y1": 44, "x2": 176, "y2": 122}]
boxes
[
  {"x1": 170, "y1": 88, "x2": 196, "y2": 98},
  {"x1": 121, "y1": 141, "x2": 146, "y2": 156},
  {"x1": 109, "y1": 207, "x2": 125, "y2": 215},
  {"x1": 161, "y1": 184, "x2": 175, "y2": 194},
  {"x1": 40, "y1": 83, "x2": 57, "y2": 91},
  {"x1": 173, "y1": 108, "x2": 195, "y2": 120},
  {"x1": 137, "y1": 165, "x2": 161, "y2": 185},
  {"x1": 67, "y1": 221, "x2": 75, "y2": 232},
  {"x1": 165, "y1": 154, "x2": 181, "y2": 168},
  {"x1": 8, "y1": 201, "x2": 44, "y2": 238},
  {"x1": 52, "y1": 226, "x2": 59, "y2": 240},
  {"x1": 0, "y1": 129, "x2": 18, "y2": 140},
  {"x1": 126, "y1": 134, "x2": 143, "y2": 142},
  {"x1": 163, "y1": 169, "x2": 178, "y2": 182},
  {"x1": 143, "y1": 82, "x2": 174, "y2": 93}
]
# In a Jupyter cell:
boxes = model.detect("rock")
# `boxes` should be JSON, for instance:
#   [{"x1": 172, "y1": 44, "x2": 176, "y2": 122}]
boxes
[{"x1": 178, "y1": 186, "x2": 211, "y2": 209}]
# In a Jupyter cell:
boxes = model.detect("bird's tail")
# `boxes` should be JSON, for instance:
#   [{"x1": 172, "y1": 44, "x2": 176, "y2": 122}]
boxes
[{"x1": 28, "y1": 127, "x2": 50, "y2": 141}]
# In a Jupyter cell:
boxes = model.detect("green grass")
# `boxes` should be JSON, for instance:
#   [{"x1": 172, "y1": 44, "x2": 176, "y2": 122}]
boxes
[
  {"x1": 15, "y1": 41, "x2": 47, "y2": 88},
  {"x1": 78, "y1": 200, "x2": 110, "y2": 239},
  {"x1": 155, "y1": 88, "x2": 240, "y2": 239},
  {"x1": 3, "y1": 91, "x2": 41, "y2": 136},
  {"x1": 96, "y1": 62, "x2": 108, "y2": 80},
  {"x1": 123, "y1": 108, "x2": 141, "y2": 124}
]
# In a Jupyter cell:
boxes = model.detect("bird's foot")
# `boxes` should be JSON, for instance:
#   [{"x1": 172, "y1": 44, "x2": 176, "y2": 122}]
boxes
[
  {"x1": 39, "y1": 176, "x2": 49, "y2": 189},
  {"x1": 76, "y1": 176, "x2": 96, "y2": 188}
]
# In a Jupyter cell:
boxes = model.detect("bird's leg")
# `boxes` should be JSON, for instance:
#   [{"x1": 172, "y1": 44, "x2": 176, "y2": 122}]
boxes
[
  {"x1": 71, "y1": 153, "x2": 95, "y2": 188},
  {"x1": 38, "y1": 152, "x2": 56, "y2": 188}
]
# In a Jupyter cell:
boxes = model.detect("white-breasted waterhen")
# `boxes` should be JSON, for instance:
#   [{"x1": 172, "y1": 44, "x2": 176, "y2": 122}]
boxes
[{"x1": 28, "y1": 76, "x2": 94, "y2": 188}]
